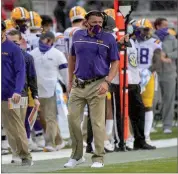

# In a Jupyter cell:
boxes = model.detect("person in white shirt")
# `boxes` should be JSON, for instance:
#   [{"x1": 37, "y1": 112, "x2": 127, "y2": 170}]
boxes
[
  {"x1": 9, "y1": 7, "x2": 32, "y2": 52},
  {"x1": 30, "y1": 31, "x2": 68, "y2": 152},
  {"x1": 54, "y1": 32, "x2": 66, "y2": 54},
  {"x1": 134, "y1": 18, "x2": 171, "y2": 142},
  {"x1": 40, "y1": 15, "x2": 54, "y2": 33},
  {"x1": 64, "y1": 6, "x2": 87, "y2": 58},
  {"x1": 28, "y1": 11, "x2": 42, "y2": 50},
  {"x1": 110, "y1": 18, "x2": 157, "y2": 151}
]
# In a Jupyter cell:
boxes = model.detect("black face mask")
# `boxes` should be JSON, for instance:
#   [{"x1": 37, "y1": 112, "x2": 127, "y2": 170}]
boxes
[
  {"x1": 15, "y1": 21, "x2": 27, "y2": 33},
  {"x1": 19, "y1": 24, "x2": 27, "y2": 33}
]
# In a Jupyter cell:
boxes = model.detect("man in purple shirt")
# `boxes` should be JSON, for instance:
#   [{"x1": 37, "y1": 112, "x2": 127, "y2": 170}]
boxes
[
  {"x1": 1, "y1": 21, "x2": 33, "y2": 166},
  {"x1": 64, "y1": 11, "x2": 119, "y2": 168}
]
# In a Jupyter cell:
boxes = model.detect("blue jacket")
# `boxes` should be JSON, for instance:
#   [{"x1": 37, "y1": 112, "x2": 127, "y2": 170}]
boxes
[{"x1": 2, "y1": 39, "x2": 25, "y2": 101}]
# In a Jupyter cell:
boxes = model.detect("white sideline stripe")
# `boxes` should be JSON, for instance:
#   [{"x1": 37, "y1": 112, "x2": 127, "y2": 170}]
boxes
[
  {"x1": 2, "y1": 149, "x2": 72, "y2": 165},
  {"x1": 2, "y1": 138, "x2": 177, "y2": 165},
  {"x1": 150, "y1": 138, "x2": 177, "y2": 148}
]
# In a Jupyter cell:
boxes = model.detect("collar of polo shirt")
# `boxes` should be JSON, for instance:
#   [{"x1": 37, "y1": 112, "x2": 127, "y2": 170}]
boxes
[{"x1": 82, "y1": 29, "x2": 103, "y2": 39}]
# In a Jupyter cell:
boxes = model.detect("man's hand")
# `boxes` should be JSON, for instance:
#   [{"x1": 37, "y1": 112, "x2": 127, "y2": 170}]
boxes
[
  {"x1": 12, "y1": 93, "x2": 21, "y2": 104},
  {"x1": 119, "y1": 35, "x2": 125, "y2": 44},
  {"x1": 160, "y1": 51, "x2": 172, "y2": 63},
  {"x1": 161, "y1": 57, "x2": 172, "y2": 63},
  {"x1": 119, "y1": 35, "x2": 129, "y2": 44},
  {"x1": 124, "y1": 34, "x2": 129, "y2": 42},
  {"x1": 97, "y1": 81, "x2": 109, "y2": 95},
  {"x1": 34, "y1": 99, "x2": 40, "y2": 109},
  {"x1": 67, "y1": 81, "x2": 73, "y2": 94}
]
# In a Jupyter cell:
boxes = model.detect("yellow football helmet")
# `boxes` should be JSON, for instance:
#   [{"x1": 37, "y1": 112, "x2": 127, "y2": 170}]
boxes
[
  {"x1": 104, "y1": 8, "x2": 115, "y2": 20},
  {"x1": 29, "y1": 11, "x2": 42, "y2": 29},
  {"x1": 4, "y1": 19, "x2": 16, "y2": 30},
  {"x1": 69, "y1": 6, "x2": 86, "y2": 22},
  {"x1": 11, "y1": 7, "x2": 30, "y2": 21},
  {"x1": 168, "y1": 28, "x2": 176, "y2": 36},
  {"x1": 136, "y1": 18, "x2": 153, "y2": 29}
]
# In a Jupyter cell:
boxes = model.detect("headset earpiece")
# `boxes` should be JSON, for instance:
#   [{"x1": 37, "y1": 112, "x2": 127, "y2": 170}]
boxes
[{"x1": 102, "y1": 12, "x2": 108, "y2": 28}]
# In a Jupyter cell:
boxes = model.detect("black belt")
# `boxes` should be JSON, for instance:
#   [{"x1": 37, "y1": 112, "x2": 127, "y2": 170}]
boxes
[{"x1": 75, "y1": 76, "x2": 105, "y2": 88}]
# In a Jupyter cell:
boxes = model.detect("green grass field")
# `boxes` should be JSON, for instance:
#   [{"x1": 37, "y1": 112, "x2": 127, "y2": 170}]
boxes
[
  {"x1": 151, "y1": 127, "x2": 178, "y2": 140},
  {"x1": 54, "y1": 157, "x2": 177, "y2": 173}
]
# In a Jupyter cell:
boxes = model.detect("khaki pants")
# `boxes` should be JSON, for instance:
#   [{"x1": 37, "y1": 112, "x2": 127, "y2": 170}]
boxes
[
  {"x1": 1, "y1": 101, "x2": 31, "y2": 160},
  {"x1": 82, "y1": 115, "x2": 88, "y2": 143},
  {"x1": 39, "y1": 95, "x2": 62, "y2": 147},
  {"x1": 20, "y1": 107, "x2": 27, "y2": 124},
  {"x1": 68, "y1": 78, "x2": 106, "y2": 163}
]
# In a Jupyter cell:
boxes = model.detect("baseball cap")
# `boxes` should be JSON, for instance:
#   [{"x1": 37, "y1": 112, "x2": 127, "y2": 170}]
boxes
[{"x1": 39, "y1": 31, "x2": 55, "y2": 40}]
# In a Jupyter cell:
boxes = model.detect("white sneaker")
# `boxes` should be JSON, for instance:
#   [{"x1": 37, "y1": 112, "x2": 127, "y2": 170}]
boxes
[
  {"x1": 28, "y1": 138, "x2": 43, "y2": 152},
  {"x1": 56, "y1": 141, "x2": 66, "y2": 151},
  {"x1": 2, "y1": 140, "x2": 10, "y2": 150},
  {"x1": 91, "y1": 162, "x2": 104, "y2": 168},
  {"x1": 2, "y1": 149, "x2": 9, "y2": 155},
  {"x1": 64, "y1": 157, "x2": 85, "y2": 168},
  {"x1": 35, "y1": 135, "x2": 45, "y2": 148},
  {"x1": 164, "y1": 129, "x2": 172, "y2": 134},
  {"x1": 83, "y1": 141, "x2": 87, "y2": 147},
  {"x1": 43, "y1": 146, "x2": 56, "y2": 152},
  {"x1": 77, "y1": 157, "x2": 85, "y2": 165},
  {"x1": 126, "y1": 136, "x2": 134, "y2": 149},
  {"x1": 64, "y1": 159, "x2": 78, "y2": 168},
  {"x1": 11, "y1": 154, "x2": 21, "y2": 164},
  {"x1": 104, "y1": 140, "x2": 114, "y2": 152}
]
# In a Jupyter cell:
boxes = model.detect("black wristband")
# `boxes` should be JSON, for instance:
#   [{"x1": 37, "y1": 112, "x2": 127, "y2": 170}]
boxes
[
  {"x1": 105, "y1": 79, "x2": 111, "y2": 86},
  {"x1": 34, "y1": 96, "x2": 39, "y2": 99}
]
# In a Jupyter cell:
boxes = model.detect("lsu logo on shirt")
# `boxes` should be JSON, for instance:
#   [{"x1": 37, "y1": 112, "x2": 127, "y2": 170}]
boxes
[
  {"x1": 97, "y1": 40, "x2": 104, "y2": 44},
  {"x1": 2, "y1": 52, "x2": 8, "y2": 55},
  {"x1": 129, "y1": 52, "x2": 137, "y2": 68}
]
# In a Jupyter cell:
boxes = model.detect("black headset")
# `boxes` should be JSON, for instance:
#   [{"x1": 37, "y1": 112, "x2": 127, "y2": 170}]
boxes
[
  {"x1": 85, "y1": 10, "x2": 108, "y2": 28},
  {"x1": 2, "y1": 21, "x2": 6, "y2": 31},
  {"x1": 102, "y1": 12, "x2": 108, "y2": 28}
]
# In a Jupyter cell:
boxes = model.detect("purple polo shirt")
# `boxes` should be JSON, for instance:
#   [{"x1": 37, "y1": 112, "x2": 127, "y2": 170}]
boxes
[{"x1": 71, "y1": 29, "x2": 119, "y2": 80}]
